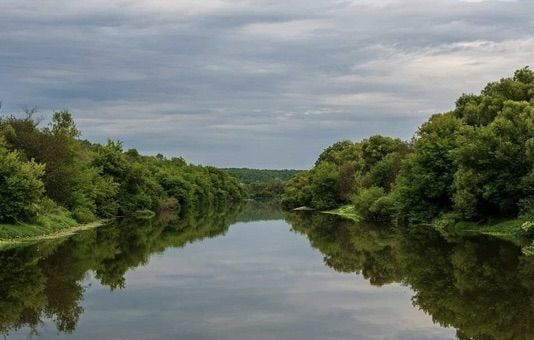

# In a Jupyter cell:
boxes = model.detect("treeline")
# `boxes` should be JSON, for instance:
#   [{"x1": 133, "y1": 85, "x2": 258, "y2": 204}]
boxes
[
  {"x1": 223, "y1": 168, "x2": 302, "y2": 184},
  {"x1": 282, "y1": 67, "x2": 534, "y2": 225},
  {"x1": 224, "y1": 168, "x2": 302, "y2": 202},
  {"x1": 0, "y1": 112, "x2": 244, "y2": 227}
]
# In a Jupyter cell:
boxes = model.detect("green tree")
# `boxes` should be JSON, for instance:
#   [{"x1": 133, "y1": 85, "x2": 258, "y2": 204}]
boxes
[
  {"x1": 359, "y1": 135, "x2": 404, "y2": 172},
  {"x1": 0, "y1": 138, "x2": 45, "y2": 222},
  {"x1": 315, "y1": 140, "x2": 360, "y2": 166},
  {"x1": 309, "y1": 162, "x2": 340, "y2": 210},
  {"x1": 453, "y1": 100, "x2": 534, "y2": 219},
  {"x1": 352, "y1": 186, "x2": 395, "y2": 222},
  {"x1": 395, "y1": 113, "x2": 463, "y2": 221},
  {"x1": 281, "y1": 172, "x2": 313, "y2": 209}
]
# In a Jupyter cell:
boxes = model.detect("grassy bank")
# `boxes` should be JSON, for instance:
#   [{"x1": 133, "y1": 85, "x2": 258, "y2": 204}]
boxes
[
  {"x1": 434, "y1": 217, "x2": 529, "y2": 243},
  {"x1": 322, "y1": 205, "x2": 359, "y2": 222},
  {"x1": 322, "y1": 204, "x2": 530, "y2": 243},
  {"x1": 0, "y1": 209, "x2": 103, "y2": 247}
]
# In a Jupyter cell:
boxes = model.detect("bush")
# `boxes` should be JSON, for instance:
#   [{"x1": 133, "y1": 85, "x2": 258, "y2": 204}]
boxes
[
  {"x1": 0, "y1": 138, "x2": 45, "y2": 223},
  {"x1": 309, "y1": 162, "x2": 340, "y2": 210},
  {"x1": 72, "y1": 207, "x2": 96, "y2": 223},
  {"x1": 352, "y1": 187, "x2": 395, "y2": 222}
]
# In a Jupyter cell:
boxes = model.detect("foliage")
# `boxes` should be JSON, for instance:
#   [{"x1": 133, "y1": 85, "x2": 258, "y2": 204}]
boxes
[
  {"x1": 352, "y1": 187, "x2": 395, "y2": 222},
  {"x1": 0, "y1": 138, "x2": 45, "y2": 223},
  {"x1": 452, "y1": 100, "x2": 534, "y2": 219},
  {"x1": 324, "y1": 204, "x2": 359, "y2": 222},
  {"x1": 223, "y1": 168, "x2": 302, "y2": 184},
  {"x1": 395, "y1": 113, "x2": 462, "y2": 221},
  {"x1": 282, "y1": 135, "x2": 405, "y2": 212},
  {"x1": 0, "y1": 199, "x2": 77, "y2": 240},
  {"x1": 281, "y1": 172, "x2": 313, "y2": 209},
  {"x1": 0, "y1": 112, "x2": 245, "y2": 228},
  {"x1": 224, "y1": 168, "x2": 301, "y2": 203},
  {"x1": 282, "y1": 67, "x2": 534, "y2": 227},
  {"x1": 246, "y1": 179, "x2": 286, "y2": 202}
]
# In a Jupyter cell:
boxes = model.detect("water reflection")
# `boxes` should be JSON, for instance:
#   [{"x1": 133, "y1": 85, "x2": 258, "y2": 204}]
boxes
[
  {"x1": 287, "y1": 212, "x2": 534, "y2": 340},
  {"x1": 1, "y1": 205, "x2": 533, "y2": 339},
  {"x1": 236, "y1": 201, "x2": 284, "y2": 222},
  {"x1": 0, "y1": 205, "x2": 242, "y2": 336}
]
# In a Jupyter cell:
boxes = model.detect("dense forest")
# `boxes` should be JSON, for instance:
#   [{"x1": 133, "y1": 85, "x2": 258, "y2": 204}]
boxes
[
  {"x1": 282, "y1": 67, "x2": 534, "y2": 227},
  {"x1": 0, "y1": 111, "x2": 244, "y2": 234},
  {"x1": 224, "y1": 168, "x2": 302, "y2": 202}
]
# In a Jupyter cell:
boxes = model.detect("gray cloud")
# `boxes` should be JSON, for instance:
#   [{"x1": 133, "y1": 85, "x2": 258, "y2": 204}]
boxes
[{"x1": 1, "y1": 0, "x2": 533, "y2": 168}]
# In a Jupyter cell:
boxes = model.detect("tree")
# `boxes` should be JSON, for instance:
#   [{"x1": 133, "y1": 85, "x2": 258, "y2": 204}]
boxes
[
  {"x1": 281, "y1": 172, "x2": 313, "y2": 209},
  {"x1": 395, "y1": 113, "x2": 463, "y2": 221},
  {"x1": 0, "y1": 138, "x2": 45, "y2": 222},
  {"x1": 50, "y1": 111, "x2": 80, "y2": 138},
  {"x1": 359, "y1": 135, "x2": 404, "y2": 172},
  {"x1": 453, "y1": 100, "x2": 534, "y2": 219},
  {"x1": 454, "y1": 67, "x2": 534, "y2": 126},
  {"x1": 352, "y1": 186, "x2": 395, "y2": 222},
  {"x1": 315, "y1": 140, "x2": 360, "y2": 166},
  {"x1": 309, "y1": 162, "x2": 340, "y2": 210}
]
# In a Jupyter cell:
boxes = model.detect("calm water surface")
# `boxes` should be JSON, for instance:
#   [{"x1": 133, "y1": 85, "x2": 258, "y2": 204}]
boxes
[{"x1": 1, "y1": 205, "x2": 532, "y2": 339}]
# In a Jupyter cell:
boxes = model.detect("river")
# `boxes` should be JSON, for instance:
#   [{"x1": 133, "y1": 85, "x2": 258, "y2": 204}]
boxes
[{"x1": 1, "y1": 204, "x2": 532, "y2": 339}]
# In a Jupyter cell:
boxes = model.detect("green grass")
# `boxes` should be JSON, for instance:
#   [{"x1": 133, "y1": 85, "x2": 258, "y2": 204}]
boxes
[
  {"x1": 318, "y1": 204, "x2": 532, "y2": 246},
  {"x1": 322, "y1": 205, "x2": 360, "y2": 222},
  {"x1": 0, "y1": 209, "x2": 78, "y2": 240},
  {"x1": 435, "y1": 216, "x2": 529, "y2": 244}
]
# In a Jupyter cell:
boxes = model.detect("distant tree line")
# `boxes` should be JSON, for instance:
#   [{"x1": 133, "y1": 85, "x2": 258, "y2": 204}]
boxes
[
  {"x1": 224, "y1": 168, "x2": 302, "y2": 202},
  {"x1": 0, "y1": 112, "x2": 245, "y2": 226},
  {"x1": 282, "y1": 67, "x2": 534, "y2": 225},
  {"x1": 223, "y1": 168, "x2": 302, "y2": 184}
]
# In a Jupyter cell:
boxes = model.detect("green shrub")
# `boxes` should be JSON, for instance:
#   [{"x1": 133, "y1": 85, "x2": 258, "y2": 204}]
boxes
[
  {"x1": 72, "y1": 207, "x2": 96, "y2": 223},
  {"x1": 352, "y1": 187, "x2": 395, "y2": 222},
  {"x1": 0, "y1": 138, "x2": 45, "y2": 223}
]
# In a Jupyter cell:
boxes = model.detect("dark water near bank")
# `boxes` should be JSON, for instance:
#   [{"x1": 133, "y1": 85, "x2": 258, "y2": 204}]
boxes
[{"x1": 1, "y1": 204, "x2": 533, "y2": 339}]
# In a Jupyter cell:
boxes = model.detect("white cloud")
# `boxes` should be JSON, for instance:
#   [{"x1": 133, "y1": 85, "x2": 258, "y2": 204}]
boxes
[
  {"x1": 241, "y1": 20, "x2": 333, "y2": 41},
  {"x1": 1, "y1": 0, "x2": 533, "y2": 167}
]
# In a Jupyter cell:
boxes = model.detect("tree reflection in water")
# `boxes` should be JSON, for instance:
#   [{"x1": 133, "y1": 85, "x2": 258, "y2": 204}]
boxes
[
  {"x1": 286, "y1": 212, "x2": 534, "y2": 340},
  {"x1": 2, "y1": 206, "x2": 534, "y2": 339},
  {"x1": 0, "y1": 204, "x2": 242, "y2": 336}
]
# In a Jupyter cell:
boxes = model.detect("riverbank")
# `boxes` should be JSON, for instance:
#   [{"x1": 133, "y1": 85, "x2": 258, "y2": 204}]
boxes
[
  {"x1": 435, "y1": 217, "x2": 529, "y2": 243},
  {"x1": 0, "y1": 211, "x2": 104, "y2": 247},
  {"x1": 321, "y1": 204, "x2": 530, "y2": 244},
  {"x1": 322, "y1": 205, "x2": 359, "y2": 222}
]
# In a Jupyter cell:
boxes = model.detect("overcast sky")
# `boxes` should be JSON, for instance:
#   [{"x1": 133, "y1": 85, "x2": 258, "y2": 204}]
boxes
[{"x1": 1, "y1": 0, "x2": 533, "y2": 168}]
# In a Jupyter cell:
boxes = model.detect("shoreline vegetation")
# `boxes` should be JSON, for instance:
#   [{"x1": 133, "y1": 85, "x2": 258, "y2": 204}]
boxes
[
  {"x1": 282, "y1": 67, "x2": 534, "y2": 243},
  {"x1": 0, "y1": 220, "x2": 103, "y2": 249},
  {"x1": 3, "y1": 67, "x2": 534, "y2": 248},
  {"x1": 0, "y1": 110, "x2": 245, "y2": 242},
  {"x1": 293, "y1": 204, "x2": 527, "y2": 244},
  {"x1": 322, "y1": 205, "x2": 359, "y2": 222},
  {"x1": 321, "y1": 204, "x2": 528, "y2": 245}
]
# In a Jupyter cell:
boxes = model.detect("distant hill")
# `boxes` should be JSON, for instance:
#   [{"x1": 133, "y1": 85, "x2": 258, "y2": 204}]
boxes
[{"x1": 222, "y1": 168, "x2": 303, "y2": 184}]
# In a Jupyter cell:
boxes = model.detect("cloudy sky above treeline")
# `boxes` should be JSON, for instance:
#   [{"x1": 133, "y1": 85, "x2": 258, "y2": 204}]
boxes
[{"x1": 1, "y1": 0, "x2": 533, "y2": 168}]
